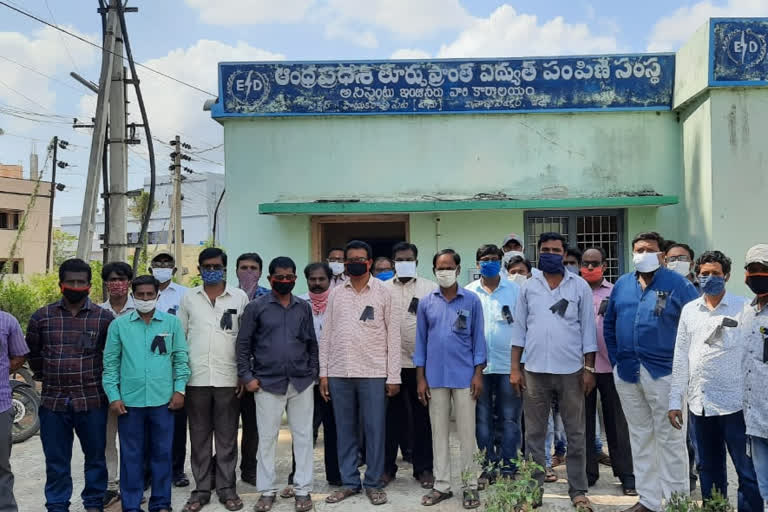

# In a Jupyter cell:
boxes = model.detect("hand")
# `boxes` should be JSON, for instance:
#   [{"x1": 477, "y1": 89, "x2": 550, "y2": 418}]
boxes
[
  {"x1": 110, "y1": 400, "x2": 127, "y2": 416},
  {"x1": 168, "y1": 392, "x2": 185, "y2": 410},
  {"x1": 245, "y1": 379, "x2": 261, "y2": 393},
  {"x1": 319, "y1": 377, "x2": 331, "y2": 402},
  {"x1": 470, "y1": 373, "x2": 483, "y2": 400},
  {"x1": 668, "y1": 409, "x2": 684, "y2": 430},
  {"x1": 386, "y1": 384, "x2": 400, "y2": 397},
  {"x1": 417, "y1": 377, "x2": 431, "y2": 406},
  {"x1": 509, "y1": 368, "x2": 526, "y2": 396},
  {"x1": 582, "y1": 370, "x2": 596, "y2": 395},
  {"x1": 235, "y1": 385, "x2": 244, "y2": 398}
]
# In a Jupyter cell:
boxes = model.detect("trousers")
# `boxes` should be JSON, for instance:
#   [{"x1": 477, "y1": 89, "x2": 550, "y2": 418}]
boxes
[{"x1": 430, "y1": 387, "x2": 477, "y2": 494}]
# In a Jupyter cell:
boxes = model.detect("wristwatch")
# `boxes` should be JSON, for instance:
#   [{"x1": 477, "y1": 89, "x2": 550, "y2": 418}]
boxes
[{"x1": 584, "y1": 366, "x2": 596, "y2": 373}]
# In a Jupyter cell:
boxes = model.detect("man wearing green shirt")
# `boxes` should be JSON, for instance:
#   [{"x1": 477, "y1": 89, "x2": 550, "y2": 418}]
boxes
[{"x1": 103, "y1": 275, "x2": 190, "y2": 512}]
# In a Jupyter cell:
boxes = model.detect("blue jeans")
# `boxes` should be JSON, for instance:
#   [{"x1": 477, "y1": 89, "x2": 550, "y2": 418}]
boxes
[
  {"x1": 328, "y1": 378, "x2": 387, "y2": 490},
  {"x1": 119, "y1": 405, "x2": 174, "y2": 511},
  {"x1": 751, "y1": 435, "x2": 768, "y2": 505},
  {"x1": 39, "y1": 405, "x2": 108, "y2": 511},
  {"x1": 476, "y1": 373, "x2": 522, "y2": 475},
  {"x1": 545, "y1": 402, "x2": 567, "y2": 467},
  {"x1": 690, "y1": 411, "x2": 762, "y2": 511}
]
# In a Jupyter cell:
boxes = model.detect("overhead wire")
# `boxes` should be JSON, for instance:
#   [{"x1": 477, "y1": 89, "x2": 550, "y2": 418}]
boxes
[
  {"x1": 0, "y1": 54, "x2": 92, "y2": 94},
  {"x1": 42, "y1": 0, "x2": 83, "y2": 75}
]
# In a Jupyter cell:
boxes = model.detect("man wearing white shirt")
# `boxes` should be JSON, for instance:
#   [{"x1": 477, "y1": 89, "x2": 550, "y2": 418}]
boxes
[
  {"x1": 179, "y1": 248, "x2": 249, "y2": 512},
  {"x1": 668, "y1": 250, "x2": 761, "y2": 510}
]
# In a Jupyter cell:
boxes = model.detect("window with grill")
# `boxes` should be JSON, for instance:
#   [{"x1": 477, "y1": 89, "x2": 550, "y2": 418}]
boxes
[
  {"x1": 0, "y1": 210, "x2": 21, "y2": 230},
  {"x1": 0, "y1": 260, "x2": 22, "y2": 274},
  {"x1": 525, "y1": 210, "x2": 624, "y2": 282}
]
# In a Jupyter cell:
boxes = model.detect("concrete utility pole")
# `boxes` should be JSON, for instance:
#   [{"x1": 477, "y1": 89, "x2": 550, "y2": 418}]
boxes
[
  {"x1": 107, "y1": 14, "x2": 127, "y2": 263},
  {"x1": 173, "y1": 135, "x2": 183, "y2": 267},
  {"x1": 46, "y1": 137, "x2": 58, "y2": 271}
]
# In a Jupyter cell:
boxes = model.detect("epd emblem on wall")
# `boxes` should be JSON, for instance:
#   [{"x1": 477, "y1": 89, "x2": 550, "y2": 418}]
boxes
[
  {"x1": 725, "y1": 29, "x2": 767, "y2": 68},
  {"x1": 226, "y1": 70, "x2": 271, "y2": 111}
]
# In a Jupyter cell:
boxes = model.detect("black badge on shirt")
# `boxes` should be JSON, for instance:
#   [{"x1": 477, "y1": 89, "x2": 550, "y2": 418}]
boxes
[
  {"x1": 167, "y1": 306, "x2": 178, "y2": 316},
  {"x1": 722, "y1": 317, "x2": 738, "y2": 328},
  {"x1": 654, "y1": 291, "x2": 668, "y2": 316},
  {"x1": 360, "y1": 306, "x2": 375, "y2": 321},
  {"x1": 454, "y1": 310, "x2": 468, "y2": 330},
  {"x1": 761, "y1": 327, "x2": 768, "y2": 364},
  {"x1": 407, "y1": 297, "x2": 419, "y2": 315},
  {"x1": 598, "y1": 298, "x2": 609, "y2": 316},
  {"x1": 151, "y1": 335, "x2": 167, "y2": 355},
  {"x1": 549, "y1": 298, "x2": 569, "y2": 317},
  {"x1": 501, "y1": 305, "x2": 513, "y2": 324},
  {"x1": 220, "y1": 308, "x2": 237, "y2": 330}
]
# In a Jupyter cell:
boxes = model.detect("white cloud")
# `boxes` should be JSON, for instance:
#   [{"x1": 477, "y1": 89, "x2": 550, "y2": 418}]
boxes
[
  {"x1": 437, "y1": 4, "x2": 618, "y2": 58},
  {"x1": 390, "y1": 48, "x2": 432, "y2": 60},
  {"x1": 324, "y1": 21, "x2": 378, "y2": 49},
  {"x1": 185, "y1": 0, "x2": 314, "y2": 24},
  {"x1": 647, "y1": 0, "x2": 768, "y2": 51}
]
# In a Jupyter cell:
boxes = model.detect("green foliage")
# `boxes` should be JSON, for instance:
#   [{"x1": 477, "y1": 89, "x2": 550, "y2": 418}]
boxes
[
  {"x1": 480, "y1": 451, "x2": 544, "y2": 512},
  {"x1": 52, "y1": 228, "x2": 77, "y2": 267},
  {"x1": 187, "y1": 274, "x2": 202, "y2": 287},
  {"x1": 664, "y1": 490, "x2": 733, "y2": 512}
]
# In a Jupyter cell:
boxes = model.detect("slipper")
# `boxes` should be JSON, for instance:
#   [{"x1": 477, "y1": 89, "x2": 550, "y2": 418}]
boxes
[
  {"x1": 545, "y1": 468, "x2": 557, "y2": 483},
  {"x1": 572, "y1": 495, "x2": 594, "y2": 512},
  {"x1": 421, "y1": 489, "x2": 453, "y2": 506},
  {"x1": 183, "y1": 493, "x2": 211, "y2": 512},
  {"x1": 255, "y1": 495, "x2": 275, "y2": 512},
  {"x1": 281, "y1": 486, "x2": 295, "y2": 499},
  {"x1": 418, "y1": 471, "x2": 435, "y2": 490},
  {"x1": 219, "y1": 496, "x2": 244, "y2": 511},
  {"x1": 366, "y1": 488, "x2": 388, "y2": 506},
  {"x1": 462, "y1": 489, "x2": 480, "y2": 509},
  {"x1": 623, "y1": 488, "x2": 639, "y2": 496},
  {"x1": 325, "y1": 488, "x2": 360, "y2": 504},
  {"x1": 295, "y1": 495, "x2": 313, "y2": 512}
]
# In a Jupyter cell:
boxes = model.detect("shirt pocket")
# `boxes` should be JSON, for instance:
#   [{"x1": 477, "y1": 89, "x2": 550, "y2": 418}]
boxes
[
  {"x1": 79, "y1": 331, "x2": 98, "y2": 352},
  {"x1": 451, "y1": 309, "x2": 472, "y2": 340}
]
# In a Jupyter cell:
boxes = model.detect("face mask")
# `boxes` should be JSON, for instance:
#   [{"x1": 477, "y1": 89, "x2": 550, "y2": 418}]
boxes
[
  {"x1": 346, "y1": 262, "x2": 369, "y2": 277},
  {"x1": 507, "y1": 273, "x2": 528, "y2": 287},
  {"x1": 106, "y1": 281, "x2": 130, "y2": 298},
  {"x1": 479, "y1": 260, "x2": 502, "y2": 278},
  {"x1": 538, "y1": 253, "x2": 564, "y2": 275},
  {"x1": 698, "y1": 275, "x2": 726, "y2": 296},
  {"x1": 329, "y1": 262, "x2": 345, "y2": 276},
  {"x1": 151, "y1": 267, "x2": 173, "y2": 283},
  {"x1": 746, "y1": 273, "x2": 768, "y2": 296},
  {"x1": 270, "y1": 279, "x2": 295, "y2": 295},
  {"x1": 633, "y1": 252, "x2": 661, "y2": 273},
  {"x1": 237, "y1": 270, "x2": 261, "y2": 296},
  {"x1": 308, "y1": 288, "x2": 331, "y2": 314},
  {"x1": 435, "y1": 269, "x2": 458, "y2": 288},
  {"x1": 580, "y1": 266, "x2": 604, "y2": 284},
  {"x1": 375, "y1": 270, "x2": 394, "y2": 281},
  {"x1": 565, "y1": 264, "x2": 580, "y2": 275},
  {"x1": 134, "y1": 298, "x2": 157, "y2": 314},
  {"x1": 60, "y1": 285, "x2": 90, "y2": 303},
  {"x1": 667, "y1": 260, "x2": 691, "y2": 276},
  {"x1": 394, "y1": 261, "x2": 417, "y2": 278},
  {"x1": 201, "y1": 269, "x2": 225, "y2": 285}
]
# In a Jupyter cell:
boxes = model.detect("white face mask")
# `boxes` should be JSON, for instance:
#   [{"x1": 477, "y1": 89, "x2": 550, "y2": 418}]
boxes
[
  {"x1": 633, "y1": 252, "x2": 661, "y2": 273},
  {"x1": 394, "y1": 261, "x2": 417, "y2": 278},
  {"x1": 134, "y1": 298, "x2": 157, "y2": 314},
  {"x1": 328, "y1": 262, "x2": 345, "y2": 276},
  {"x1": 667, "y1": 260, "x2": 691, "y2": 276},
  {"x1": 507, "y1": 273, "x2": 528, "y2": 287},
  {"x1": 435, "y1": 269, "x2": 458, "y2": 288},
  {"x1": 151, "y1": 267, "x2": 173, "y2": 283}
]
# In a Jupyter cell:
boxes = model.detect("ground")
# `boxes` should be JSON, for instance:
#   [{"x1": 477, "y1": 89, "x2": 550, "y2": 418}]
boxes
[{"x1": 14, "y1": 423, "x2": 734, "y2": 511}]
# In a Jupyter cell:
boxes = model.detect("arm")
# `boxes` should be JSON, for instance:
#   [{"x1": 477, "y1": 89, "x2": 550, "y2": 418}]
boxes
[
  {"x1": 25, "y1": 314, "x2": 42, "y2": 378},
  {"x1": 170, "y1": 316, "x2": 190, "y2": 394},
  {"x1": 471, "y1": 295, "x2": 487, "y2": 369},
  {"x1": 102, "y1": 321, "x2": 123, "y2": 404},
  {"x1": 384, "y1": 288, "x2": 402, "y2": 386},
  {"x1": 580, "y1": 284, "x2": 598, "y2": 357},
  {"x1": 603, "y1": 286, "x2": 618, "y2": 367},
  {"x1": 668, "y1": 309, "x2": 691, "y2": 424},
  {"x1": 318, "y1": 290, "x2": 334, "y2": 379},
  {"x1": 7, "y1": 315, "x2": 29, "y2": 372},
  {"x1": 178, "y1": 295, "x2": 190, "y2": 337},
  {"x1": 305, "y1": 302, "x2": 319, "y2": 380},
  {"x1": 412, "y1": 299, "x2": 429, "y2": 369},
  {"x1": 235, "y1": 303, "x2": 257, "y2": 384},
  {"x1": 510, "y1": 287, "x2": 528, "y2": 350}
]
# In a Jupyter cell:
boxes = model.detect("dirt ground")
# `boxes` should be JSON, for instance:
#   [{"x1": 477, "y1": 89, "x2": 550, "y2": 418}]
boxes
[{"x1": 13, "y1": 424, "x2": 733, "y2": 511}]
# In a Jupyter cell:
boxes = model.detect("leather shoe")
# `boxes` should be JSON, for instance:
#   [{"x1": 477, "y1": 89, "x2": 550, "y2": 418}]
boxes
[{"x1": 621, "y1": 502, "x2": 655, "y2": 512}]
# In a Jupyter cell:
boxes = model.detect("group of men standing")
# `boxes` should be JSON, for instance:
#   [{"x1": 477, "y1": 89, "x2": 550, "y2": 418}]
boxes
[{"x1": 1, "y1": 230, "x2": 768, "y2": 512}]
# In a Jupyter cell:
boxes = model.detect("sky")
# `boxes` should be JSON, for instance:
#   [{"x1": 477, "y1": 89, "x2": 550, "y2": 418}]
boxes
[{"x1": 1, "y1": 0, "x2": 767, "y2": 218}]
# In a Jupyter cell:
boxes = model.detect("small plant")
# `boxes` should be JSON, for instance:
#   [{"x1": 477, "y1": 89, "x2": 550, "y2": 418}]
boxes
[
  {"x1": 483, "y1": 453, "x2": 544, "y2": 512},
  {"x1": 663, "y1": 489, "x2": 733, "y2": 512}
]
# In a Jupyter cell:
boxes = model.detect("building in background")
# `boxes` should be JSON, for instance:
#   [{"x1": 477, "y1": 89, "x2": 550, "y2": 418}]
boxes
[
  {"x1": 59, "y1": 171, "x2": 225, "y2": 261},
  {"x1": 0, "y1": 163, "x2": 52, "y2": 277}
]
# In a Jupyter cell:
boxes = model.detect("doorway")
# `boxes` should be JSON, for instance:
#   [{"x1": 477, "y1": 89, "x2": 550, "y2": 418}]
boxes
[{"x1": 311, "y1": 215, "x2": 409, "y2": 261}]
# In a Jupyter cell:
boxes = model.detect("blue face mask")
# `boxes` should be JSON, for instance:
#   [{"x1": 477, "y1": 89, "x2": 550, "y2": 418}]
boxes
[
  {"x1": 480, "y1": 260, "x2": 502, "y2": 278},
  {"x1": 375, "y1": 270, "x2": 394, "y2": 281},
  {"x1": 201, "y1": 269, "x2": 225, "y2": 285},
  {"x1": 538, "y1": 253, "x2": 564, "y2": 275},
  {"x1": 699, "y1": 275, "x2": 726, "y2": 296}
]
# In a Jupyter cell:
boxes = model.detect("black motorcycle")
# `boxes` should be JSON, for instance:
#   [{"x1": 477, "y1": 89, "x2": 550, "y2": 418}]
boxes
[{"x1": 11, "y1": 366, "x2": 40, "y2": 443}]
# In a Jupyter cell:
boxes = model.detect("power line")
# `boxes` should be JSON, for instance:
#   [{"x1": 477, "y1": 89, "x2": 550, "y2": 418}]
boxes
[
  {"x1": 0, "y1": 1, "x2": 217, "y2": 98},
  {"x1": 42, "y1": 0, "x2": 83, "y2": 75},
  {"x1": 0, "y1": 54, "x2": 91, "y2": 94},
  {"x1": 0, "y1": 76, "x2": 59, "y2": 113},
  {"x1": 189, "y1": 143, "x2": 223, "y2": 154}
]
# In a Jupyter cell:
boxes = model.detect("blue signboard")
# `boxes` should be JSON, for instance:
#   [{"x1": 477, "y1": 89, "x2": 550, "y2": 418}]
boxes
[
  {"x1": 213, "y1": 55, "x2": 675, "y2": 118},
  {"x1": 711, "y1": 18, "x2": 768, "y2": 85}
]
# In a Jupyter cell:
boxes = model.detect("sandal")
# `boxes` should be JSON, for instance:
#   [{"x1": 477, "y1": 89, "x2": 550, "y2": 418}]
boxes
[
  {"x1": 545, "y1": 467, "x2": 557, "y2": 483},
  {"x1": 295, "y1": 495, "x2": 313, "y2": 512},
  {"x1": 462, "y1": 489, "x2": 480, "y2": 509},
  {"x1": 552, "y1": 454, "x2": 566, "y2": 467},
  {"x1": 183, "y1": 493, "x2": 211, "y2": 512},
  {"x1": 418, "y1": 471, "x2": 435, "y2": 490},
  {"x1": 281, "y1": 486, "x2": 295, "y2": 499},
  {"x1": 366, "y1": 488, "x2": 388, "y2": 506},
  {"x1": 421, "y1": 489, "x2": 453, "y2": 506},
  {"x1": 477, "y1": 471, "x2": 490, "y2": 491},
  {"x1": 623, "y1": 488, "x2": 638, "y2": 496},
  {"x1": 325, "y1": 488, "x2": 360, "y2": 504},
  {"x1": 255, "y1": 495, "x2": 275, "y2": 512},
  {"x1": 219, "y1": 496, "x2": 244, "y2": 511},
  {"x1": 572, "y1": 495, "x2": 594, "y2": 512}
]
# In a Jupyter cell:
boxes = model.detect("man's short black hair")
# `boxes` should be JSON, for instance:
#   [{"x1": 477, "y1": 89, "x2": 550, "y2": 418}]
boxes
[
  {"x1": 236, "y1": 252, "x2": 263, "y2": 270},
  {"x1": 327, "y1": 247, "x2": 344, "y2": 257},
  {"x1": 373, "y1": 256, "x2": 394, "y2": 268},
  {"x1": 59, "y1": 258, "x2": 92, "y2": 282},
  {"x1": 304, "y1": 262, "x2": 332, "y2": 280},
  {"x1": 345, "y1": 240, "x2": 372, "y2": 260},
  {"x1": 666, "y1": 242, "x2": 695, "y2": 261},
  {"x1": 697, "y1": 250, "x2": 732, "y2": 275},
  {"x1": 582, "y1": 247, "x2": 607, "y2": 262},
  {"x1": 150, "y1": 253, "x2": 174, "y2": 265},
  {"x1": 537, "y1": 232, "x2": 567, "y2": 250},
  {"x1": 198, "y1": 247, "x2": 227, "y2": 266},
  {"x1": 268, "y1": 256, "x2": 297, "y2": 275},
  {"x1": 392, "y1": 242, "x2": 418, "y2": 259},
  {"x1": 102, "y1": 261, "x2": 133, "y2": 281},
  {"x1": 476, "y1": 244, "x2": 504, "y2": 261},
  {"x1": 565, "y1": 247, "x2": 583, "y2": 261},
  {"x1": 131, "y1": 275, "x2": 160, "y2": 293},
  {"x1": 505, "y1": 255, "x2": 532, "y2": 272},
  {"x1": 433, "y1": 249, "x2": 461, "y2": 268},
  {"x1": 631, "y1": 232, "x2": 665, "y2": 251}
]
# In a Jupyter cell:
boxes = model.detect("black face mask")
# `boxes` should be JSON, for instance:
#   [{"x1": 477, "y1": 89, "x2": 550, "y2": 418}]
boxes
[
  {"x1": 746, "y1": 274, "x2": 768, "y2": 296},
  {"x1": 346, "y1": 262, "x2": 368, "y2": 277},
  {"x1": 61, "y1": 286, "x2": 90, "y2": 304},
  {"x1": 271, "y1": 280, "x2": 295, "y2": 295}
]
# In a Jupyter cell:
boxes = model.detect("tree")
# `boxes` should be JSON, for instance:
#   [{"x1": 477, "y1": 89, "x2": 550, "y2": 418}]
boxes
[
  {"x1": 52, "y1": 228, "x2": 77, "y2": 268},
  {"x1": 128, "y1": 191, "x2": 156, "y2": 274}
]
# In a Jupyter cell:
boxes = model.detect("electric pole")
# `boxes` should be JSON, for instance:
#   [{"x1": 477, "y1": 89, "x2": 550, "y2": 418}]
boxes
[
  {"x1": 173, "y1": 135, "x2": 182, "y2": 267},
  {"x1": 107, "y1": 12, "x2": 127, "y2": 263},
  {"x1": 47, "y1": 137, "x2": 69, "y2": 271}
]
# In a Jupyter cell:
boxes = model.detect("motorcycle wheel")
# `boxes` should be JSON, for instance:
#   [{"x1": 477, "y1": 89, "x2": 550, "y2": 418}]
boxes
[
  {"x1": 11, "y1": 367, "x2": 35, "y2": 388},
  {"x1": 12, "y1": 385, "x2": 40, "y2": 444}
]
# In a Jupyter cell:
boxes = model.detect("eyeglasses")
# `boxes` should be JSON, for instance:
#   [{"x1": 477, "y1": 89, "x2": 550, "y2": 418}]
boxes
[
  {"x1": 238, "y1": 265, "x2": 260, "y2": 271},
  {"x1": 582, "y1": 261, "x2": 602, "y2": 269},
  {"x1": 666, "y1": 255, "x2": 691, "y2": 263},
  {"x1": 479, "y1": 257, "x2": 500, "y2": 262},
  {"x1": 272, "y1": 274, "x2": 296, "y2": 281},
  {"x1": 327, "y1": 257, "x2": 344, "y2": 263},
  {"x1": 201, "y1": 264, "x2": 225, "y2": 271},
  {"x1": 345, "y1": 258, "x2": 368, "y2": 264},
  {"x1": 151, "y1": 261, "x2": 174, "y2": 269}
]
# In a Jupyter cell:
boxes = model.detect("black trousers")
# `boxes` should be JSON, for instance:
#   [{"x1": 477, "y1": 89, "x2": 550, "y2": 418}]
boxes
[
  {"x1": 385, "y1": 368, "x2": 434, "y2": 478},
  {"x1": 239, "y1": 391, "x2": 259, "y2": 479},
  {"x1": 289, "y1": 386, "x2": 341, "y2": 484},
  {"x1": 172, "y1": 407, "x2": 188, "y2": 478},
  {"x1": 585, "y1": 373, "x2": 635, "y2": 489}
]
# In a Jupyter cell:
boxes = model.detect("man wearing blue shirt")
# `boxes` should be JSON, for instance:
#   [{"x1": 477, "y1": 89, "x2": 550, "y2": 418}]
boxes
[
  {"x1": 510, "y1": 233, "x2": 597, "y2": 511},
  {"x1": 465, "y1": 244, "x2": 521, "y2": 485},
  {"x1": 414, "y1": 249, "x2": 486, "y2": 509},
  {"x1": 604, "y1": 232, "x2": 699, "y2": 512}
]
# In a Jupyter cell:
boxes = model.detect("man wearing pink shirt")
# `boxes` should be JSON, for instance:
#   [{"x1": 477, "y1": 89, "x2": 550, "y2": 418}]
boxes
[{"x1": 580, "y1": 248, "x2": 636, "y2": 495}]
